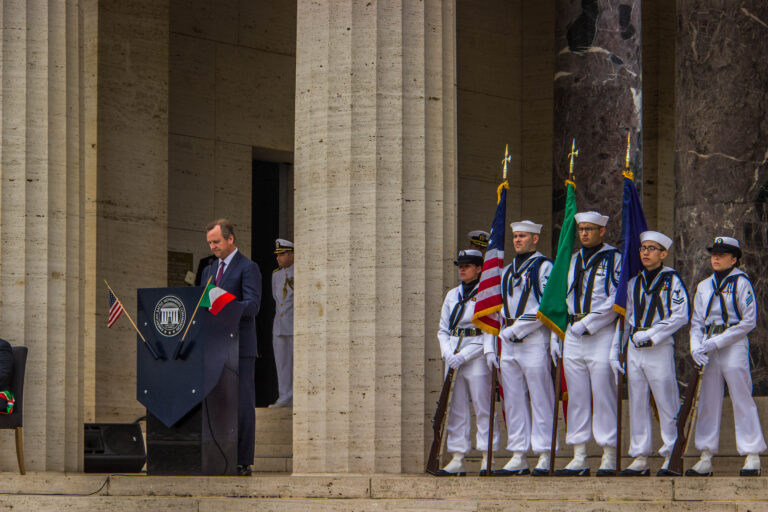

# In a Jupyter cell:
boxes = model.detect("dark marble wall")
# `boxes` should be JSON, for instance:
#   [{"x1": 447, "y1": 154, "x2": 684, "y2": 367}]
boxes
[
  {"x1": 552, "y1": 0, "x2": 642, "y2": 247},
  {"x1": 674, "y1": 1, "x2": 768, "y2": 393}
]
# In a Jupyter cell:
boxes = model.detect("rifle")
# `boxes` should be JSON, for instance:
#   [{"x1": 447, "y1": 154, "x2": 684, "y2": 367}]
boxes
[
  {"x1": 549, "y1": 349, "x2": 563, "y2": 475},
  {"x1": 426, "y1": 335, "x2": 464, "y2": 475},
  {"x1": 666, "y1": 362, "x2": 705, "y2": 475},
  {"x1": 485, "y1": 363, "x2": 499, "y2": 476},
  {"x1": 615, "y1": 318, "x2": 626, "y2": 474}
]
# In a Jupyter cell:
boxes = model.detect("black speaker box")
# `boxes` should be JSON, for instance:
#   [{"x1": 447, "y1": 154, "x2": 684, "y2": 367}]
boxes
[{"x1": 84, "y1": 423, "x2": 146, "y2": 473}]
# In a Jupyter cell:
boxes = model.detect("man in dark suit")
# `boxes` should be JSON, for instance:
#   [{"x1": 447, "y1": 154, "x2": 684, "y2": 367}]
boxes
[{"x1": 202, "y1": 219, "x2": 262, "y2": 476}]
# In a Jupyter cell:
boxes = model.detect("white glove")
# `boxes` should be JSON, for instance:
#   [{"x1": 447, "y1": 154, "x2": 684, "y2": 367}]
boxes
[
  {"x1": 485, "y1": 353, "x2": 499, "y2": 371},
  {"x1": 691, "y1": 344, "x2": 709, "y2": 367},
  {"x1": 448, "y1": 352, "x2": 466, "y2": 370},
  {"x1": 610, "y1": 359, "x2": 625, "y2": 386},
  {"x1": 571, "y1": 321, "x2": 586, "y2": 336},
  {"x1": 701, "y1": 338, "x2": 718, "y2": 353},
  {"x1": 632, "y1": 330, "x2": 652, "y2": 348},
  {"x1": 550, "y1": 338, "x2": 562, "y2": 366},
  {"x1": 500, "y1": 325, "x2": 516, "y2": 343}
]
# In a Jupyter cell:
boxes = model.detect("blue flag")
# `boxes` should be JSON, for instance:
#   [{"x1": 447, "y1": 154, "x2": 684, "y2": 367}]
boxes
[{"x1": 613, "y1": 174, "x2": 648, "y2": 317}]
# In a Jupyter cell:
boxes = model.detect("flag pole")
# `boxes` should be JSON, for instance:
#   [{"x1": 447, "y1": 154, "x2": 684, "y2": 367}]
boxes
[
  {"x1": 548, "y1": 138, "x2": 578, "y2": 475},
  {"x1": 485, "y1": 144, "x2": 512, "y2": 475},
  {"x1": 174, "y1": 275, "x2": 214, "y2": 360},
  {"x1": 104, "y1": 280, "x2": 159, "y2": 360},
  {"x1": 615, "y1": 131, "x2": 632, "y2": 474}
]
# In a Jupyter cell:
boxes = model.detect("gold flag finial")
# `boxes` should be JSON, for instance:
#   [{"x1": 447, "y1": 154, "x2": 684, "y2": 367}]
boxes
[
  {"x1": 501, "y1": 144, "x2": 511, "y2": 180},
  {"x1": 568, "y1": 138, "x2": 579, "y2": 181},
  {"x1": 623, "y1": 131, "x2": 633, "y2": 180}
]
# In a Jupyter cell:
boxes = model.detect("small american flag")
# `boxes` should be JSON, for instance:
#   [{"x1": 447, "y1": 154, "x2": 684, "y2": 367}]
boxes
[
  {"x1": 472, "y1": 184, "x2": 507, "y2": 335},
  {"x1": 108, "y1": 289, "x2": 124, "y2": 328}
]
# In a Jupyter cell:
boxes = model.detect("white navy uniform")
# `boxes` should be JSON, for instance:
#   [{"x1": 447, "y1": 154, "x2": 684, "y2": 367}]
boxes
[
  {"x1": 272, "y1": 264, "x2": 294, "y2": 403},
  {"x1": 611, "y1": 266, "x2": 690, "y2": 458},
  {"x1": 690, "y1": 268, "x2": 766, "y2": 455},
  {"x1": 438, "y1": 283, "x2": 500, "y2": 454},
  {"x1": 563, "y1": 244, "x2": 622, "y2": 447},
  {"x1": 486, "y1": 252, "x2": 555, "y2": 454}
]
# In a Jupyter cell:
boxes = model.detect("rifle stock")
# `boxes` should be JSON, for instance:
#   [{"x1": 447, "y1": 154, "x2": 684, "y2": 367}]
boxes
[
  {"x1": 667, "y1": 363, "x2": 704, "y2": 476},
  {"x1": 615, "y1": 334, "x2": 626, "y2": 474},
  {"x1": 426, "y1": 335, "x2": 464, "y2": 475},
  {"x1": 485, "y1": 366, "x2": 498, "y2": 476},
  {"x1": 549, "y1": 354, "x2": 563, "y2": 475}
]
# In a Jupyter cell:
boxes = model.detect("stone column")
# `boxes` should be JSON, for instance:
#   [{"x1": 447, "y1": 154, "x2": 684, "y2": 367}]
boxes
[
  {"x1": 674, "y1": 1, "x2": 768, "y2": 392},
  {"x1": 553, "y1": 0, "x2": 642, "y2": 242},
  {"x1": 0, "y1": 0, "x2": 88, "y2": 470},
  {"x1": 293, "y1": 0, "x2": 456, "y2": 473},
  {"x1": 93, "y1": 0, "x2": 169, "y2": 422}
]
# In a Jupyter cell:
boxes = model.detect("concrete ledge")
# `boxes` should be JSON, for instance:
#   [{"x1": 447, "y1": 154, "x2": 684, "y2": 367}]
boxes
[
  {"x1": 371, "y1": 474, "x2": 674, "y2": 501},
  {"x1": 674, "y1": 476, "x2": 768, "y2": 501},
  {"x1": 107, "y1": 474, "x2": 371, "y2": 498}
]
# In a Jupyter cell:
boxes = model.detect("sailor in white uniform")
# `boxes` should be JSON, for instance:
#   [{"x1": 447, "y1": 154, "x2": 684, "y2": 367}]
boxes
[
  {"x1": 612, "y1": 231, "x2": 690, "y2": 476},
  {"x1": 485, "y1": 220, "x2": 557, "y2": 476},
  {"x1": 436, "y1": 249, "x2": 500, "y2": 476},
  {"x1": 269, "y1": 239, "x2": 294, "y2": 408},
  {"x1": 554, "y1": 211, "x2": 623, "y2": 476},
  {"x1": 687, "y1": 236, "x2": 766, "y2": 476},
  {"x1": 468, "y1": 230, "x2": 490, "y2": 255}
]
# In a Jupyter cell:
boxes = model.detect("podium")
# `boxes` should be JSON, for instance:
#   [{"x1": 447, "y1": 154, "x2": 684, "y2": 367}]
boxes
[{"x1": 136, "y1": 286, "x2": 244, "y2": 475}]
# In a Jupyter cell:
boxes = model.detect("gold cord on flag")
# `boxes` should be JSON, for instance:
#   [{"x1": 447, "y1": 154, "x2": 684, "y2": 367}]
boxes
[{"x1": 497, "y1": 144, "x2": 511, "y2": 204}]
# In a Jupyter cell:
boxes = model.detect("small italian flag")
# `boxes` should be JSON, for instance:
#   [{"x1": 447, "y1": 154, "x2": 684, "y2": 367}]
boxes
[{"x1": 201, "y1": 284, "x2": 236, "y2": 315}]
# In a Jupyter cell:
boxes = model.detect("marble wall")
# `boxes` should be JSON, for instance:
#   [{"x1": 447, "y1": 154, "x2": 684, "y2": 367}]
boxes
[
  {"x1": 167, "y1": 0, "x2": 296, "y2": 270},
  {"x1": 553, "y1": 0, "x2": 643, "y2": 248},
  {"x1": 674, "y1": 1, "x2": 768, "y2": 391}
]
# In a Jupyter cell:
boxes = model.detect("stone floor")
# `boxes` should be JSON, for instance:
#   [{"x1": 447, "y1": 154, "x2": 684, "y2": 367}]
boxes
[{"x1": 0, "y1": 472, "x2": 767, "y2": 511}]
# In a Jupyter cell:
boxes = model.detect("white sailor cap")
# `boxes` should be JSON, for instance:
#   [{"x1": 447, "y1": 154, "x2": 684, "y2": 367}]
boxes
[
  {"x1": 468, "y1": 230, "x2": 490, "y2": 248},
  {"x1": 510, "y1": 220, "x2": 543, "y2": 234},
  {"x1": 454, "y1": 249, "x2": 484, "y2": 266},
  {"x1": 574, "y1": 211, "x2": 609, "y2": 227},
  {"x1": 707, "y1": 236, "x2": 741, "y2": 258},
  {"x1": 640, "y1": 231, "x2": 673, "y2": 250},
  {"x1": 274, "y1": 238, "x2": 294, "y2": 254}
]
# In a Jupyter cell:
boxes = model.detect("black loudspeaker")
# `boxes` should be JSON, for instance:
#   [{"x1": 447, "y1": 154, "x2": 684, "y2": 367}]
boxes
[{"x1": 84, "y1": 423, "x2": 146, "y2": 473}]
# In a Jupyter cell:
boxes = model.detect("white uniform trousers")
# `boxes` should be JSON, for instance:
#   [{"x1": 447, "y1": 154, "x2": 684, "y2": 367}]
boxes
[
  {"x1": 694, "y1": 341, "x2": 767, "y2": 455},
  {"x1": 499, "y1": 337, "x2": 555, "y2": 453},
  {"x1": 445, "y1": 355, "x2": 500, "y2": 454},
  {"x1": 272, "y1": 334, "x2": 293, "y2": 402},
  {"x1": 563, "y1": 323, "x2": 617, "y2": 446},
  {"x1": 627, "y1": 342, "x2": 678, "y2": 457}
]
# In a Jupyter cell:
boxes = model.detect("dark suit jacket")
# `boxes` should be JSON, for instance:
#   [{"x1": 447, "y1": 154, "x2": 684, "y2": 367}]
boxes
[{"x1": 202, "y1": 250, "x2": 262, "y2": 358}]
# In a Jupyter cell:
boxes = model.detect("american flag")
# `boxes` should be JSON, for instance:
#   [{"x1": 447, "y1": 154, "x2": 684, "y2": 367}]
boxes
[
  {"x1": 472, "y1": 184, "x2": 507, "y2": 336},
  {"x1": 108, "y1": 289, "x2": 124, "y2": 328}
]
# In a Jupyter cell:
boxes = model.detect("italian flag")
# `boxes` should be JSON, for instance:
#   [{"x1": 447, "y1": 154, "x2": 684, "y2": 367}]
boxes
[{"x1": 201, "y1": 284, "x2": 236, "y2": 315}]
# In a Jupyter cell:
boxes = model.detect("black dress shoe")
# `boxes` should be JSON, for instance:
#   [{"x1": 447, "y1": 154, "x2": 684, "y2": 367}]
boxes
[
  {"x1": 656, "y1": 468, "x2": 680, "y2": 477},
  {"x1": 596, "y1": 468, "x2": 617, "y2": 477},
  {"x1": 490, "y1": 468, "x2": 530, "y2": 476},
  {"x1": 433, "y1": 469, "x2": 467, "y2": 476},
  {"x1": 531, "y1": 467, "x2": 550, "y2": 476},
  {"x1": 618, "y1": 468, "x2": 650, "y2": 476},
  {"x1": 553, "y1": 467, "x2": 590, "y2": 476},
  {"x1": 236, "y1": 465, "x2": 252, "y2": 476},
  {"x1": 478, "y1": 469, "x2": 489, "y2": 476},
  {"x1": 740, "y1": 468, "x2": 761, "y2": 476},
  {"x1": 684, "y1": 468, "x2": 712, "y2": 476}
]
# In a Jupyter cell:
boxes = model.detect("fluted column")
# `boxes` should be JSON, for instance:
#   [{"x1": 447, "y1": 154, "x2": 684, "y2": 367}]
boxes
[
  {"x1": 553, "y1": 0, "x2": 642, "y2": 239},
  {"x1": 0, "y1": 0, "x2": 87, "y2": 470},
  {"x1": 293, "y1": 0, "x2": 456, "y2": 473},
  {"x1": 674, "y1": 1, "x2": 768, "y2": 391}
]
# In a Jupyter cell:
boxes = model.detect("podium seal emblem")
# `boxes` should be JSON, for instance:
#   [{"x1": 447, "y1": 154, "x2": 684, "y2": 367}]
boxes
[{"x1": 153, "y1": 295, "x2": 186, "y2": 337}]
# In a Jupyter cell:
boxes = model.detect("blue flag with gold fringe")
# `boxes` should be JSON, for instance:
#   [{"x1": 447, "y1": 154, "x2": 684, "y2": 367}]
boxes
[{"x1": 613, "y1": 172, "x2": 648, "y2": 317}]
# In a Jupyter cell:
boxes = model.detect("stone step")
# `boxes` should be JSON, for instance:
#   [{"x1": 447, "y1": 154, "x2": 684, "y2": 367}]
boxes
[{"x1": 1, "y1": 472, "x2": 767, "y2": 511}]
